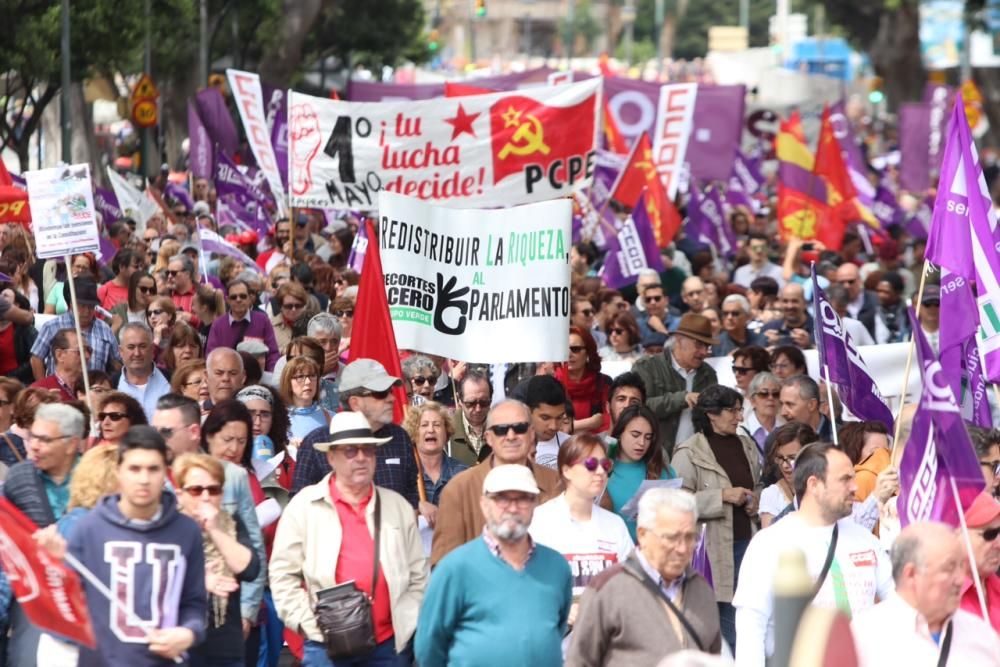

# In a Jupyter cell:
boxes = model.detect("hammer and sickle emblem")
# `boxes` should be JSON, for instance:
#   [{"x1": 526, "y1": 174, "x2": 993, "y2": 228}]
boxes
[{"x1": 498, "y1": 114, "x2": 550, "y2": 160}]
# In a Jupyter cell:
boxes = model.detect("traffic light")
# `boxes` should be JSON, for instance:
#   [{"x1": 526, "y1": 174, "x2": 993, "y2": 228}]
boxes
[
  {"x1": 475, "y1": 0, "x2": 486, "y2": 18},
  {"x1": 868, "y1": 76, "x2": 884, "y2": 105},
  {"x1": 429, "y1": 29, "x2": 440, "y2": 52}
]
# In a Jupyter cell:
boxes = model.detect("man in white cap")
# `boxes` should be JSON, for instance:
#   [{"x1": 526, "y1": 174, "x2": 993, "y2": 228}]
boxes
[
  {"x1": 291, "y1": 358, "x2": 420, "y2": 508},
  {"x1": 271, "y1": 411, "x2": 427, "y2": 666},
  {"x1": 415, "y1": 464, "x2": 571, "y2": 667}
]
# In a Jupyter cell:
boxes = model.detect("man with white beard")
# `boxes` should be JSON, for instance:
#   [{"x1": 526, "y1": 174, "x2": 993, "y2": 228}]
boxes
[{"x1": 415, "y1": 465, "x2": 572, "y2": 667}]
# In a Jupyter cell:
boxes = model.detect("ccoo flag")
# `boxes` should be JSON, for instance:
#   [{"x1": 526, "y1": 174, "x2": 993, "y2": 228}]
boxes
[
  {"x1": 898, "y1": 307, "x2": 986, "y2": 528},
  {"x1": 599, "y1": 191, "x2": 665, "y2": 289},
  {"x1": 938, "y1": 270, "x2": 992, "y2": 427},
  {"x1": 924, "y1": 94, "x2": 1000, "y2": 381},
  {"x1": 811, "y1": 269, "x2": 894, "y2": 428}
]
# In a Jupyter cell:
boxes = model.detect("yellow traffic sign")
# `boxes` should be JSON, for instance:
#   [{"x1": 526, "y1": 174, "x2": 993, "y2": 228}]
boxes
[
  {"x1": 131, "y1": 74, "x2": 159, "y2": 102},
  {"x1": 131, "y1": 99, "x2": 158, "y2": 128}
]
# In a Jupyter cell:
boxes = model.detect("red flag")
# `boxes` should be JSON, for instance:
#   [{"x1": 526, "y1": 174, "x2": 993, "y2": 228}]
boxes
[
  {"x1": 445, "y1": 82, "x2": 495, "y2": 97},
  {"x1": 348, "y1": 219, "x2": 407, "y2": 423},
  {"x1": 644, "y1": 179, "x2": 682, "y2": 248},
  {"x1": 0, "y1": 159, "x2": 30, "y2": 225},
  {"x1": 611, "y1": 134, "x2": 653, "y2": 208},
  {"x1": 814, "y1": 105, "x2": 857, "y2": 203},
  {"x1": 489, "y1": 93, "x2": 597, "y2": 185},
  {"x1": 0, "y1": 498, "x2": 95, "y2": 648},
  {"x1": 603, "y1": 100, "x2": 628, "y2": 155}
]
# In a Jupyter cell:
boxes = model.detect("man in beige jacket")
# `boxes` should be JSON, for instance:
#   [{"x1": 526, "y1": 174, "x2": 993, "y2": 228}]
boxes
[{"x1": 270, "y1": 411, "x2": 427, "y2": 665}]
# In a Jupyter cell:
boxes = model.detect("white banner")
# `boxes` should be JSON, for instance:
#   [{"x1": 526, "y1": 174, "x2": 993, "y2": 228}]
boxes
[
  {"x1": 378, "y1": 191, "x2": 572, "y2": 363},
  {"x1": 651, "y1": 83, "x2": 697, "y2": 200},
  {"x1": 105, "y1": 167, "x2": 158, "y2": 231},
  {"x1": 288, "y1": 79, "x2": 601, "y2": 211},
  {"x1": 26, "y1": 165, "x2": 100, "y2": 260},
  {"x1": 227, "y1": 69, "x2": 288, "y2": 216}
]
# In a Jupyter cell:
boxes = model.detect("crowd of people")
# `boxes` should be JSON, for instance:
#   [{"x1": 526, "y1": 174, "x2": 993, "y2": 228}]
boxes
[{"x1": 0, "y1": 113, "x2": 999, "y2": 667}]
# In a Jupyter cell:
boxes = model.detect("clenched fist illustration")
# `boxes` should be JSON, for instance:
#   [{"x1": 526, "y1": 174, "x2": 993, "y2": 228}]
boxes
[{"x1": 290, "y1": 103, "x2": 322, "y2": 196}]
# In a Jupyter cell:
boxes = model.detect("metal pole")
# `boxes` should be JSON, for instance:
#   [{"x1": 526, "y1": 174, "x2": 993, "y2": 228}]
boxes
[
  {"x1": 199, "y1": 0, "x2": 209, "y2": 88},
  {"x1": 566, "y1": 0, "x2": 575, "y2": 66},
  {"x1": 655, "y1": 0, "x2": 664, "y2": 78},
  {"x1": 623, "y1": 0, "x2": 635, "y2": 66},
  {"x1": 469, "y1": 0, "x2": 477, "y2": 65},
  {"x1": 142, "y1": 0, "x2": 153, "y2": 184},
  {"x1": 60, "y1": 0, "x2": 71, "y2": 164},
  {"x1": 740, "y1": 0, "x2": 749, "y2": 31}
]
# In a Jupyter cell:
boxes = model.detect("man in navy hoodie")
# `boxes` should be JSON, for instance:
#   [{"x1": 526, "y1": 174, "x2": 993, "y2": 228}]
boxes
[{"x1": 68, "y1": 426, "x2": 207, "y2": 665}]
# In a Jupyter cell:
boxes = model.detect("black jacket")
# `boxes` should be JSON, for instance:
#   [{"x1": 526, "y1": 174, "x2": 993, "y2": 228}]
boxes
[
  {"x1": 2, "y1": 461, "x2": 56, "y2": 528},
  {"x1": 7, "y1": 322, "x2": 37, "y2": 385}
]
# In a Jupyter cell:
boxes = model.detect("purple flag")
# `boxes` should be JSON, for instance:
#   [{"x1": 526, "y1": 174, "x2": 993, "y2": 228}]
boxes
[
  {"x1": 199, "y1": 228, "x2": 263, "y2": 274},
  {"x1": 573, "y1": 151, "x2": 621, "y2": 250},
  {"x1": 925, "y1": 94, "x2": 1000, "y2": 381},
  {"x1": 898, "y1": 307, "x2": 985, "y2": 528},
  {"x1": 924, "y1": 83, "x2": 954, "y2": 174},
  {"x1": 260, "y1": 84, "x2": 289, "y2": 189},
  {"x1": 811, "y1": 269, "x2": 895, "y2": 428},
  {"x1": 727, "y1": 152, "x2": 763, "y2": 212},
  {"x1": 687, "y1": 85, "x2": 746, "y2": 183},
  {"x1": 93, "y1": 187, "x2": 122, "y2": 223},
  {"x1": 164, "y1": 182, "x2": 194, "y2": 212},
  {"x1": 9, "y1": 172, "x2": 25, "y2": 190},
  {"x1": 599, "y1": 192, "x2": 664, "y2": 289},
  {"x1": 688, "y1": 183, "x2": 735, "y2": 258},
  {"x1": 905, "y1": 196, "x2": 933, "y2": 239},
  {"x1": 347, "y1": 221, "x2": 368, "y2": 273},
  {"x1": 871, "y1": 185, "x2": 904, "y2": 229},
  {"x1": 187, "y1": 100, "x2": 214, "y2": 180},
  {"x1": 939, "y1": 270, "x2": 992, "y2": 427},
  {"x1": 97, "y1": 236, "x2": 118, "y2": 266},
  {"x1": 215, "y1": 152, "x2": 272, "y2": 210},
  {"x1": 829, "y1": 101, "x2": 876, "y2": 208},
  {"x1": 195, "y1": 88, "x2": 239, "y2": 159},
  {"x1": 216, "y1": 195, "x2": 256, "y2": 234},
  {"x1": 899, "y1": 103, "x2": 932, "y2": 192},
  {"x1": 691, "y1": 524, "x2": 713, "y2": 590}
]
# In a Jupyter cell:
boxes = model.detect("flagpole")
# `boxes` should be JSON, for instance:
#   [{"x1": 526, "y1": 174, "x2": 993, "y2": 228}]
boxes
[
  {"x1": 64, "y1": 256, "x2": 92, "y2": 411},
  {"x1": 949, "y1": 476, "x2": 990, "y2": 621},
  {"x1": 63, "y1": 552, "x2": 184, "y2": 664},
  {"x1": 822, "y1": 364, "x2": 839, "y2": 445},
  {"x1": 890, "y1": 262, "x2": 929, "y2": 460}
]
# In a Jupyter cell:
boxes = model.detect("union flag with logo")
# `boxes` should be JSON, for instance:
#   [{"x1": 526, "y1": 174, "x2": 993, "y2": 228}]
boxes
[{"x1": 489, "y1": 92, "x2": 598, "y2": 186}]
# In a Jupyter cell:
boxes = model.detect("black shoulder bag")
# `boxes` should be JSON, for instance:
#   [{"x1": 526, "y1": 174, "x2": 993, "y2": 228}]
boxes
[
  {"x1": 809, "y1": 524, "x2": 838, "y2": 603},
  {"x1": 936, "y1": 622, "x2": 953, "y2": 667},
  {"x1": 314, "y1": 490, "x2": 382, "y2": 660},
  {"x1": 634, "y1": 564, "x2": 706, "y2": 651}
]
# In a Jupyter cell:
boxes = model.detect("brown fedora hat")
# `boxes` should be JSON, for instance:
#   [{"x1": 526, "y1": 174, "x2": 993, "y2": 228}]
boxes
[{"x1": 673, "y1": 313, "x2": 720, "y2": 346}]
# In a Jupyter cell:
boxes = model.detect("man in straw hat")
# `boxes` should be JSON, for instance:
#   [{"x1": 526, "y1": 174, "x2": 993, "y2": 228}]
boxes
[
  {"x1": 416, "y1": 464, "x2": 571, "y2": 667},
  {"x1": 270, "y1": 411, "x2": 427, "y2": 666},
  {"x1": 632, "y1": 313, "x2": 719, "y2": 457}
]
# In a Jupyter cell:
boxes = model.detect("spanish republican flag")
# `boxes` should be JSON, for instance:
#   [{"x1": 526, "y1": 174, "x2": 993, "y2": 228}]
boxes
[
  {"x1": 776, "y1": 111, "x2": 833, "y2": 246},
  {"x1": 814, "y1": 105, "x2": 880, "y2": 237},
  {"x1": 603, "y1": 100, "x2": 628, "y2": 155}
]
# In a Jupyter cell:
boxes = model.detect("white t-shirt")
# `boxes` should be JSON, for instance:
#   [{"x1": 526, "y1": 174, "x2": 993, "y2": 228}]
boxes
[
  {"x1": 529, "y1": 493, "x2": 634, "y2": 595},
  {"x1": 534, "y1": 432, "x2": 570, "y2": 470},
  {"x1": 759, "y1": 483, "x2": 792, "y2": 518},
  {"x1": 732, "y1": 513, "x2": 893, "y2": 667}
]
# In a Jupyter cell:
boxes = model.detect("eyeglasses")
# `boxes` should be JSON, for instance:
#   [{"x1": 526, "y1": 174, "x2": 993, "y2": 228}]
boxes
[
  {"x1": 577, "y1": 457, "x2": 613, "y2": 473},
  {"x1": 771, "y1": 362, "x2": 793, "y2": 372},
  {"x1": 981, "y1": 527, "x2": 1000, "y2": 542},
  {"x1": 27, "y1": 433, "x2": 73, "y2": 445},
  {"x1": 648, "y1": 529, "x2": 698, "y2": 547},
  {"x1": 732, "y1": 365, "x2": 754, "y2": 375},
  {"x1": 755, "y1": 390, "x2": 781, "y2": 399},
  {"x1": 410, "y1": 376, "x2": 436, "y2": 386},
  {"x1": 569, "y1": 345, "x2": 586, "y2": 354},
  {"x1": 718, "y1": 406, "x2": 743, "y2": 416},
  {"x1": 775, "y1": 455, "x2": 796, "y2": 467},
  {"x1": 980, "y1": 460, "x2": 1000, "y2": 478},
  {"x1": 749, "y1": 243, "x2": 767, "y2": 252},
  {"x1": 166, "y1": 270, "x2": 180, "y2": 277},
  {"x1": 644, "y1": 295, "x2": 664, "y2": 303},
  {"x1": 292, "y1": 374, "x2": 317, "y2": 383},
  {"x1": 98, "y1": 412, "x2": 128, "y2": 422},
  {"x1": 487, "y1": 493, "x2": 536, "y2": 509},
  {"x1": 488, "y1": 422, "x2": 531, "y2": 437},
  {"x1": 333, "y1": 309, "x2": 354, "y2": 318},
  {"x1": 463, "y1": 399, "x2": 490, "y2": 409},
  {"x1": 282, "y1": 302, "x2": 304, "y2": 311},
  {"x1": 722, "y1": 310, "x2": 744, "y2": 318},
  {"x1": 610, "y1": 328, "x2": 625, "y2": 335},
  {"x1": 341, "y1": 444, "x2": 376, "y2": 459},
  {"x1": 183, "y1": 485, "x2": 223, "y2": 497},
  {"x1": 578, "y1": 308, "x2": 594, "y2": 317},
  {"x1": 137, "y1": 286, "x2": 156, "y2": 295},
  {"x1": 183, "y1": 377, "x2": 207, "y2": 387},
  {"x1": 360, "y1": 389, "x2": 392, "y2": 400},
  {"x1": 249, "y1": 410, "x2": 273, "y2": 421},
  {"x1": 229, "y1": 293, "x2": 249, "y2": 301},
  {"x1": 148, "y1": 309, "x2": 165, "y2": 317},
  {"x1": 0, "y1": 399, "x2": 11, "y2": 407},
  {"x1": 156, "y1": 427, "x2": 175, "y2": 439}
]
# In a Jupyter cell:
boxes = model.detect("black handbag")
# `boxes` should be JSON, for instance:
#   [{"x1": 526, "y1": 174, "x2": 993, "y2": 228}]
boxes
[{"x1": 314, "y1": 490, "x2": 382, "y2": 660}]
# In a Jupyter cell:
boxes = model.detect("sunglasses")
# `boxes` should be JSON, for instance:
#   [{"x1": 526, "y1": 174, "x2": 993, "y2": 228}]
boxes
[
  {"x1": 341, "y1": 444, "x2": 376, "y2": 459},
  {"x1": 488, "y1": 422, "x2": 531, "y2": 437},
  {"x1": 334, "y1": 309, "x2": 354, "y2": 318},
  {"x1": 722, "y1": 310, "x2": 744, "y2": 318},
  {"x1": 99, "y1": 412, "x2": 128, "y2": 422},
  {"x1": 610, "y1": 328, "x2": 625, "y2": 335},
  {"x1": 578, "y1": 309, "x2": 594, "y2": 317},
  {"x1": 644, "y1": 295, "x2": 664, "y2": 303},
  {"x1": 463, "y1": 399, "x2": 490, "y2": 409},
  {"x1": 282, "y1": 302, "x2": 304, "y2": 311},
  {"x1": 569, "y1": 345, "x2": 586, "y2": 354},
  {"x1": 183, "y1": 485, "x2": 223, "y2": 497},
  {"x1": 148, "y1": 309, "x2": 165, "y2": 317},
  {"x1": 360, "y1": 389, "x2": 392, "y2": 400},
  {"x1": 755, "y1": 390, "x2": 781, "y2": 399},
  {"x1": 138, "y1": 286, "x2": 156, "y2": 295},
  {"x1": 410, "y1": 376, "x2": 435, "y2": 386},
  {"x1": 578, "y1": 457, "x2": 613, "y2": 473},
  {"x1": 157, "y1": 427, "x2": 175, "y2": 439},
  {"x1": 980, "y1": 460, "x2": 1000, "y2": 478},
  {"x1": 166, "y1": 270, "x2": 180, "y2": 277},
  {"x1": 229, "y1": 293, "x2": 249, "y2": 301},
  {"x1": 732, "y1": 365, "x2": 754, "y2": 375}
]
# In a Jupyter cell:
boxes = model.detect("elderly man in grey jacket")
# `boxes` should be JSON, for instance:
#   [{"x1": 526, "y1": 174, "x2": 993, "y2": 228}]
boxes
[{"x1": 632, "y1": 313, "x2": 719, "y2": 458}]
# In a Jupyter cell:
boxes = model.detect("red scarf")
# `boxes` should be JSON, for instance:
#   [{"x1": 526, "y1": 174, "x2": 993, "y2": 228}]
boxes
[{"x1": 554, "y1": 366, "x2": 610, "y2": 433}]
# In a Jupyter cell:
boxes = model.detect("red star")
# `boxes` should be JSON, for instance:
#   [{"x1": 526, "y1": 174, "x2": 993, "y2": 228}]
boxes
[{"x1": 444, "y1": 104, "x2": 480, "y2": 140}]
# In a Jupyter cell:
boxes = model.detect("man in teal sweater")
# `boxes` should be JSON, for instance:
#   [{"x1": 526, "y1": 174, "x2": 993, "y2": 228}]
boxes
[{"x1": 415, "y1": 464, "x2": 572, "y2": 667}]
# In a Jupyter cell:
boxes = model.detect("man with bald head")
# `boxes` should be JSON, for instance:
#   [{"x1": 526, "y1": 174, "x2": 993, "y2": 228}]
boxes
[
  {"x1": 205, "y1": 347, "x2": 246, "y2": 409},
  {"x1": 834, "y1": 263, "x2": 878, "y2": 338},
  {"x1": 680, "y1": 277, "x2": 706, "y2": 314},
  {"x1": 430, "y1": 399, "x2": 561, "y2": 566},
  {"x1": 761, "y1": 283, "x2": 813, "y2": 349},
  {"x1": 852, "y1": 521, "x2": 1000, "y2": 665}
]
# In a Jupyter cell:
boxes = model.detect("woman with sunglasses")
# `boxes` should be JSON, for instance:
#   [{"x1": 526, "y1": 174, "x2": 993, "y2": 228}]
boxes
[
  {"x1": 555, "y1": 326, "x2": 611, "y2": 435},
  {"x1": 731, "y1": 345, "x2": 770, "y2": 395},
  {"x1": 740, "y1": 371, "x2": 783, "y2": 460},
  {"x1": 402, "y1": 354, "x2": 440, "y2": 405},
  {"x1": 530, "y1": 434, "x2": 633, "y2": 621},
  {"x1": 146, "y1": 296, "x2": 177, "y2": 356},
  {"x1": 960, "y1": 492, "x2": 1000, "y2": 631},
  {"x1": 598, "y1": 312, "x2": 642, "y2": 363},
  {"x1": 331, "y1": 295, "x2": 355, "y2": 361},
  {"x1": 110, "y1": 271, "x2": 157, "y2": 336},
  {"x1": 173, "y1": 452, "x2": 259, "y2": 667},
  {"x1": 280, "y1": 356, "x2": 332, "y2": 443},
  {"x1": 601, "y1": 405, "x2": 675, "y2": 542},
  {"x1": 95, "y1": 392, "x2": 147, "y2": 447},
  {"x1": 758, "y1": 422, "x2": 816, "y2": 528},
  {"x1": 270, "y1": 282, "x2": 310, "y2": 355},
  {"x1": 672, "y1": 385, "x2": 762, "y2": 650}
]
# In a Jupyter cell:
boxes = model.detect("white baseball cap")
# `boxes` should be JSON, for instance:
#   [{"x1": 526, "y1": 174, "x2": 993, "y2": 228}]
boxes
[{"x1": 482, "y1": 464, "x2": 540, "y2": 496}]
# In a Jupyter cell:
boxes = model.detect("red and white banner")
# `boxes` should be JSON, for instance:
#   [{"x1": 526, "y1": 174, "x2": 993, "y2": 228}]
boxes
[
  {"x1": 227, "y1": 69, "x2": 288, "y2": 216},
  {"x1": 651, "y1": 83, "x2": 697, "y2": 200},
  {"x1": 0, "y1": 498, "x2": 95, "y2": 648},
  {"x1": 288, "y1": 79, "x2": 601, "y2": 211}
]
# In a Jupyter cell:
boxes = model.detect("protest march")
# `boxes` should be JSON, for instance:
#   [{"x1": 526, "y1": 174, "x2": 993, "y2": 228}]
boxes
[{"x1": 5, "y1": 5, "x2": 1000, "y2": 667}]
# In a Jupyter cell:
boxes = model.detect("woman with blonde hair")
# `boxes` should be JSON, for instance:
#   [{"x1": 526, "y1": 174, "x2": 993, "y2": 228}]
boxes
[
  {"x1": 403, "y1": 401, "x2": 467, "y2": 533},
  {"x1": 56, "y1": 444, "x2": 119, "y2": 537},
  {"x1": 172, "y1": 361, "x2": 210, "y2": 407},
  {"x1": 146, "y1": 295, "x2": 177, "y2": 353},
  {"x1": 154, "y1": 238, "x2": 180, "y2": 274}
]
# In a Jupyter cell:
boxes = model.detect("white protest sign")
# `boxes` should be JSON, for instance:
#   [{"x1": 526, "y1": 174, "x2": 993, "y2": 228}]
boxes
[
  {"x1": 378, "y1": 191, "x2": 572, "y2": 363},
  {"x1": 288, "y1": 79, "x2": 601, "y2": 211},
  {"x1": 227, "y1": 69, "x2": 288, "y2": 216},
  {"x1": 105, "y1": 167, "x2": 159, "y2": 232},
  {"x1": 651, "y1": 83, "x2": 697, "y2": 200},
  {"x1": 25, "y1": 165, "x2": 100, "y2": 259}
]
